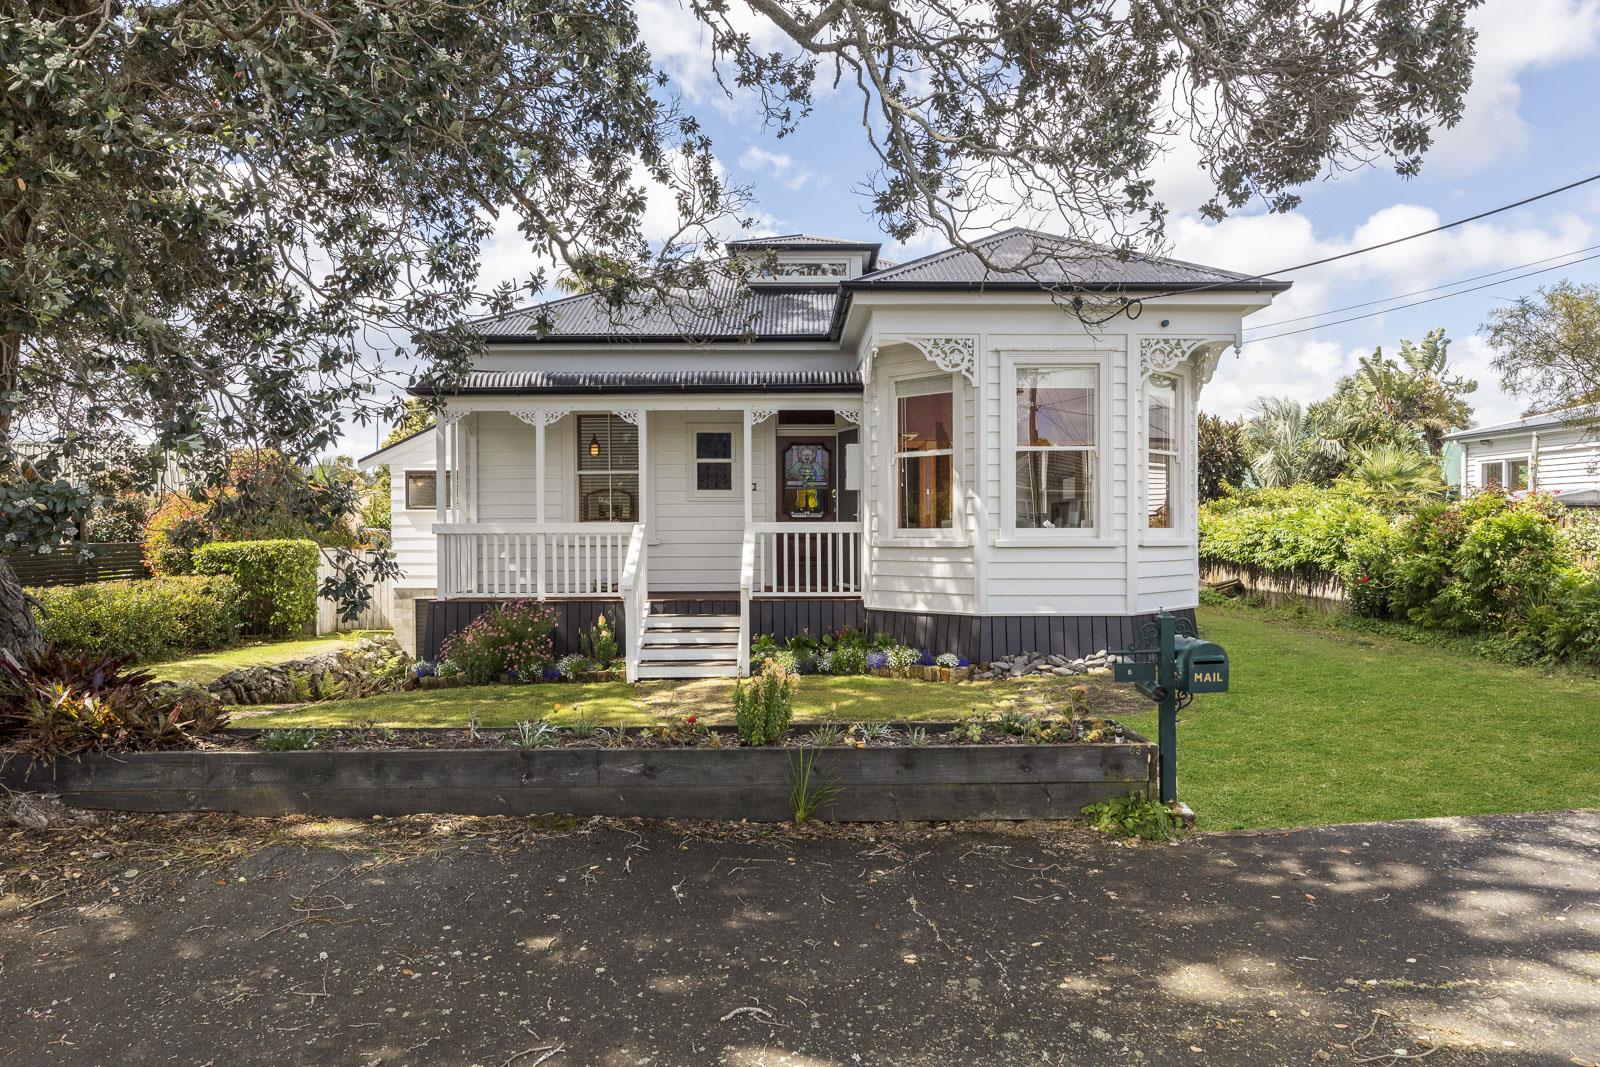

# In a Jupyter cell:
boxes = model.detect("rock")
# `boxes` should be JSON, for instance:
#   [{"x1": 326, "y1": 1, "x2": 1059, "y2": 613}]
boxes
[{"x1": 208, "y1": 634, "x2": 412, "y2": 706}]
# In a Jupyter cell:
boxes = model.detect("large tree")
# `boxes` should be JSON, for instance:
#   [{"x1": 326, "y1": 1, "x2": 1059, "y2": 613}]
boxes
[
  {"x1": 1483, "y1": 282, "x2": 1600, "y2": 418},
  {"x1": 1329, "y1": 328, "x2": 1476, "y2": 454},
  {"x1": 2, "y1": 0, "x2": 1481, "y2": 652}
]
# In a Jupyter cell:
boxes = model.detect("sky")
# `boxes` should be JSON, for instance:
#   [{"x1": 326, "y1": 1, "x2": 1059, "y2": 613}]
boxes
[{"x1": 367, "y1": 0, "x2": 1600, "y2": 452}]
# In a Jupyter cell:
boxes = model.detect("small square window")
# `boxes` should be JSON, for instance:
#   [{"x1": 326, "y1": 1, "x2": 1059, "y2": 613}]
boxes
[
  {"x1": 693, "y1": 431, "x2": 734, "y2": 494},
  {"x1": 405, "y1": 471, "x2": 450, "y2": 510}
]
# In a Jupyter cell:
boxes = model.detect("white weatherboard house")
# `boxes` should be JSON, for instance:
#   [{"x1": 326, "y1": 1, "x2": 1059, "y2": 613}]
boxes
[
  {"x1": 361, "y1": 230, "x2": 1288, "y2": 679},
  {"x1": 1444, "y1": 409, "x2": 1600, "y2": 503}
]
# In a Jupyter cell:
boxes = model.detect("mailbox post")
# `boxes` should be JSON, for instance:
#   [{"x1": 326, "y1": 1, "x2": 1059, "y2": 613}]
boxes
[{"x1": 1112, "y1": 609, "x2": 1228, "y2": 805}]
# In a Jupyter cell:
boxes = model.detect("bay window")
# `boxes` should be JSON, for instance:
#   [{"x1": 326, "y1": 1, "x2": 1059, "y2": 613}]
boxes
[
  {"x1": 1146, "y1": 377, "x2": 1178, "y2": 530},
  {"x1": 895, "y1": 377, "x2": 954, "y2": 530},
  {"x1": 1014, "y1": 366, "x2": 1096, "y2": 530}
]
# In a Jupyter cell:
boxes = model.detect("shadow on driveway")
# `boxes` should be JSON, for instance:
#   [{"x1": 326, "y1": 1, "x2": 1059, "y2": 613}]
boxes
[{"x1": 1, "y1": 808, "x2": 1596, "y2": 1065}]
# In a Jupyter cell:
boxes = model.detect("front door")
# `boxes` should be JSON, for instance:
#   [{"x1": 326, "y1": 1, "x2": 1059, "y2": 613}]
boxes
[{"x1": 773, "y1": 437, "x2": 836, "y2": 590}]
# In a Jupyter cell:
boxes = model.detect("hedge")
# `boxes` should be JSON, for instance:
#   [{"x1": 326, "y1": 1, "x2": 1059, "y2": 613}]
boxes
[
  {"x1": 192, "y1": 538, "x2": 319, "y2": 637},
  {"x1": 31, "y1": 576, "x2": 244, "y2": 661}
]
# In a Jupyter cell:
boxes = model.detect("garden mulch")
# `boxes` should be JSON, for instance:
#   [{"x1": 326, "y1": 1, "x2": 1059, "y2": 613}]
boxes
[{"x1": 1, "y1": 805, "x2": 1596, "y2": 1065}]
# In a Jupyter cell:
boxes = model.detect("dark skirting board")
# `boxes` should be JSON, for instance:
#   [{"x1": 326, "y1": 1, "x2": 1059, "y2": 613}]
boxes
[
  {"x1": 749, "y1": 598, "x2": 867, "y2": 643},
  {"x1": 420, "y1": 598, "x2": 622, "y2": 662},
  {"x1": 866, "y1": 607, "x2": 1197, "y2": 662}
]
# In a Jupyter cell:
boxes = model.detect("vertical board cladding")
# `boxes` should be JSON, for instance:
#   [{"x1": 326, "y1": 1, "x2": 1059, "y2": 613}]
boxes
[
  {"x1": 751, "y1": 598, "x2": 867, "y2": 643},
  {"x1": 865, "y1": 607, "x2": 1195, "y2": 662},
  {"x1": 420, "y1": 599, "x2": 624, "y2": 662}
]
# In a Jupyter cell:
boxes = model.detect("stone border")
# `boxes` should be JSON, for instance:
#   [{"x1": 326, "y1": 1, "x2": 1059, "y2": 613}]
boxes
[{"x1": 2, "y1": 732, "x2": 1155, "y2": 822}]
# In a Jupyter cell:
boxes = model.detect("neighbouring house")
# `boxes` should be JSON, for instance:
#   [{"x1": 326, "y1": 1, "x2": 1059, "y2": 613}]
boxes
[
  {"x1": 1444, "y1": 408, "x2": 1600, "y2": 504},
  {"x1": 359, "y1": 230, "x2": 1288, "y2": 679}
]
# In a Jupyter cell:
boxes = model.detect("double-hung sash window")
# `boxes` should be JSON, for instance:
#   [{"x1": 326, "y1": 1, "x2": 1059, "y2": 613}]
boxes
[
  {"x1": 1013, "y1": 366, "x2": 1097, "y2": 531},
  {"x1": 1146, "y1": 377, "x2": 1178, "y2": 530},
  {"x1": 895, "y1": 377, "x2": 955, "y2": 530},
  {"x1": 577, "y1": 414, "x2": 639, "y2": 521}
]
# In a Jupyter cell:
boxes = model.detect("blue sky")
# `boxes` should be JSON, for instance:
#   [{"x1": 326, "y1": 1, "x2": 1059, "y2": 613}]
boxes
[{"x1": 412, "y1": 0, "x2": 1600, "y2": 460}]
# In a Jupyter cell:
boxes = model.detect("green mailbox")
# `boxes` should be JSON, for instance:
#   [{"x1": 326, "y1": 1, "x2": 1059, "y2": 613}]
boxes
[{"x1": 1173, "y1": 636, "x2": 1229, "y2": 694}]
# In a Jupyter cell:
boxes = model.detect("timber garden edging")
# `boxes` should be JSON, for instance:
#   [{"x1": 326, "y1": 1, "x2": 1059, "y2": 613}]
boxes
[{"x1": 1, "y1": 731, "x2": 1155, "y2": 822}]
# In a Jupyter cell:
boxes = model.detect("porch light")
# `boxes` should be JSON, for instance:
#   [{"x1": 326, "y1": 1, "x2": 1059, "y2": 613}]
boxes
[{"x1": 588, "y1": 433, "x2": 601, "y2": 457}]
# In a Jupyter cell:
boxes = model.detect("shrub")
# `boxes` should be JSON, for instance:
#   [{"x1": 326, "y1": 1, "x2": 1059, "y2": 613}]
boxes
[
  {"x1": 555, "y1": 653, "x2": 593, "y2": 680},
  {"x1": 1081, "y1": 792, "x2": 1183, "y2": 842},
  {"x1": 31, "y1": 576, "x2": 244, "y2": 661},
  {"x1": 143, "y1": 494, "x2": 211, "y2": 575},
  {"x1": 886, "y1": 645, "x2": 922, "y2": 669},
  {"x1": 734, "y1": 658, "x2": 797, "y2": 745},
  {"x1": 829, "y1": 645, "x2": 867, "y2": 675},
  {"x1": 580, "y1": 614, "x2": 619, "y2": 667},
  {"x1": 0, "y1": 647, "x2": 228, "y2": 758},
  {"x1": 439, "y1": 601, "x2": 557, "y2": 685},
  {"x1": 192, "y1": 538, "x2": 319, "y2": 636}
]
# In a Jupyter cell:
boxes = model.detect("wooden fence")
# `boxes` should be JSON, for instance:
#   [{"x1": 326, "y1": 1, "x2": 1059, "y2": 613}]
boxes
[
  {"x1": 315, "y1": 553, "x2": 395, "y2": 634},
  {"x1": 5, "y1": 542, "x2": 147, "y2": 587}
]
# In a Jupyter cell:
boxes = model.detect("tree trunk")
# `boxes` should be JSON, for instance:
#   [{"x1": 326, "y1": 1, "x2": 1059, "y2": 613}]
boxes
[{"x1": 0, "y1": 557, "x2": 42, "y2": 663}]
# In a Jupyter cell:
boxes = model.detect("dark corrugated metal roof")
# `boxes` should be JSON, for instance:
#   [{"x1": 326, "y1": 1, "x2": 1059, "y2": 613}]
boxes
[
  {"x1": 469, "y1": 228, "x2": 1287, "y2": 343},
  {"x1": 850, "y1": 228, "x2": 1290, "y2": 291},
  {"x1": 474, "y1": 282, "x2": 839, "y2": 340},
  {"x1": 411, "y1": 369, "x2": 862, "y2": 396}
]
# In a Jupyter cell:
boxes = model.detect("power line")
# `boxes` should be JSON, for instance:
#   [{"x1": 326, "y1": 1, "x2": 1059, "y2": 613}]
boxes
[
  {"x1": 1242, "y1": 248, "x2": 1600, "y2": 345},
  {"x1": 1245, "y1": 243, "x2": 1600, "y2": 331}
]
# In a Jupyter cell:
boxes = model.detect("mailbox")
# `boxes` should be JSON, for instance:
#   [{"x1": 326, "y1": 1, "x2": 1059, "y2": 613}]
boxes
[{"x1": 1173, "y1": 636, "x2": 1228, "y2": 694}]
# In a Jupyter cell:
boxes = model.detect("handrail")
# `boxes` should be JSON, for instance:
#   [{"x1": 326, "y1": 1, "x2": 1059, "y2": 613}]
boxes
[
  {"x1": 747, "y1": 521, "x2": 859, "y2": 532},
  {"x1": 619, "y1": 522, "x2": 649, "y2": 683},
  {"x1": 433, "y1": 521, "x2": 632, "y2": 535},
  {"x1": 737, "y1": 527, "x2": 756, "y2": 677}
]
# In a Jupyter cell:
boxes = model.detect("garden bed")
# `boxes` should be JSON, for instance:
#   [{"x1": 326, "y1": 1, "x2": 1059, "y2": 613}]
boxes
[{"x1": 0, "y1": 721, "x2": 1155, "y2": 821}]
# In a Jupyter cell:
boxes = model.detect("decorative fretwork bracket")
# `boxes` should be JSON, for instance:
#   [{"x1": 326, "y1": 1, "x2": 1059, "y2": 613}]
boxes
[
  {"x1": 746, "y1": 408, "x2": 778, "y2": 426},
  {"x1": 835, "y1": 408, "x2": 862, "y2": 424},
  {"x1": 906, "y1": 335, "x2": 978, "y2": 385},
  {"x1": 1138, "y1": 336, "x2": 1236, "y2": 388},
  {"x1": 613, "y1": 409, "x2": 642, "y2": 426}
]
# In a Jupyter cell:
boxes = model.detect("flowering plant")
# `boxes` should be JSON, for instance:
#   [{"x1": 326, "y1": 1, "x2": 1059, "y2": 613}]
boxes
[
  {"x1": 886, "y1": 645, "x2": 922, "y2": 669},
  {"x1": 555, "y1": 653, "x2": 593, "y2": 680},
  {"x1": 865, "y1": 650, "x2": 889, "y2": 670},
  {"x1": 935, "y1": 653, "x2": 960, "y2": 668},
  {"x1": 438, "y1": 601, "x2": 556, "y2": 685}
]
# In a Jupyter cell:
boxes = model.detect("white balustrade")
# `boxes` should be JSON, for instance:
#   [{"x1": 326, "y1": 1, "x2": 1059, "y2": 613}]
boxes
[
  {"x1": 619, "y1": 523, "x2": 649, "y2": 683},
  {"x1": 434, "y1": 522, "x2": 634, "y2": 599},
  {"x1": 749, "y1": 522, "x2": 862, "y2": 596}
]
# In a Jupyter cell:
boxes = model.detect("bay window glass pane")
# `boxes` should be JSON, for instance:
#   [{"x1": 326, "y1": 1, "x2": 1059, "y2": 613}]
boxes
[
  {"x1": 1147, "y1": 454, "x2": 1174, "y2": 529},
  {"x1": 896, "y1": 383, "x2": 953, "y2": 451},
  {"x1": 1015, "y1": 451, "x2": 1094, "y2": 529},
  {"x1": 1016, "y1": 367, "x2": 1095, "y2": 446},
  {"x1": 898, "y1": 453, "x2": 952, "y2": 529},
  {"x1": 1148, "y1": 380, "x2": 1175, "y2": 451}
]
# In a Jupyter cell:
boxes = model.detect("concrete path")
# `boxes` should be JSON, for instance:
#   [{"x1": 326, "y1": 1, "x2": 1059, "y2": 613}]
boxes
[{"x1": 1, "y1": 809, "x2": 1596, "y2": 1065}]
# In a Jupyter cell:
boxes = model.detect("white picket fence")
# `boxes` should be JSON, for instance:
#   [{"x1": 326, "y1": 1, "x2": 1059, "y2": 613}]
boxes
[{"x1": 315, "y1": 554, "x2": 395, "y2": 634}]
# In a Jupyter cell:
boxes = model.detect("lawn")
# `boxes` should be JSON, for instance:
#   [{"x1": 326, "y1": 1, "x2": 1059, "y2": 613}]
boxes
[
  {"x1": 150, "y1": 632, "x2": 386, "y2": 685},
  {"x1": 241, "y1": 673, "x2": 1146, "y2": 728},
  {"x1": 1123, "y1": 602, "x2": 1600, "y2": 831}
]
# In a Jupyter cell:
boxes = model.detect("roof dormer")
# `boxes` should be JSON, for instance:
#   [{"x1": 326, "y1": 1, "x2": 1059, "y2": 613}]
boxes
[{"x1": 727, "y1": 234, "x2": 882, "y2": 284}]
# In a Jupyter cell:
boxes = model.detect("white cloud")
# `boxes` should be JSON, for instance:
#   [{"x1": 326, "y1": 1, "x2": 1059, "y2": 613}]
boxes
[
  {"x1": 737, "y1": 146, "x2": 826, "y2": 192},
  {"x1": 1428, "y1": 0, "x2": 1600, "y2": 172}
]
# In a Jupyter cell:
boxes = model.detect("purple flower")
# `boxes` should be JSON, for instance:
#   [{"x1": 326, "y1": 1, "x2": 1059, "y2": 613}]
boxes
[
  {"x1": 917, "y1": 649, "x2": 936, "y2": 667},
  {"x1": 866, "y1": 651, "x2": 888, "y2": 670}
]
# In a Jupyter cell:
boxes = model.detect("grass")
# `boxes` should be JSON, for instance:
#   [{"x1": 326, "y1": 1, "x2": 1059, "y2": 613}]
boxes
[
  {"x1": 241, "y1": 673, "x2": 1145, "y2": 728},
  {"x1": 149, "y1": 631, "x2": 386, "y2": 685},
  {"x1": 1123, "y1": 601, "x2": 1600, "y2": 832}
]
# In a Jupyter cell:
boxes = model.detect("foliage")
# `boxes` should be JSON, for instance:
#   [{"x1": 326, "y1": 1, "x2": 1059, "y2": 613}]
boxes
[
  {"x1": 1340, "y1": 442, "x2": 1446, "y2": 511},
  {"x1": 1199, "y1": 484, "x2": 1396, "y2": 580},
  {"x1": 382, "y1": 401, "x2": 438, "y2": 448},
  {"x1": 555, "y1": 653, "x2": 594, "y2": 680},
  {"x1": 259, "y1": 729, "x2": 324, "y2": 752},
  {"x1": 143, "y1": 494, "x2": 211, "y2": 575},
  {"x1": 31, "y1": 576, "x2": 244, "y2": 662},
  {"x1": 580, "y1": 615, "x2": 619, "y2": 667},
  {"x1": 1198, "y1": 413, "x2": 1249, "y2": 502},
  {"x1": 1241, "y1": 397, "x2": 1348, "y2": 488},
  {"x1": 751, "y1": 629, "x2": 890, "y2": 675},
  {"x1": 734, "y1": 658, "x2": 798, "y2": 745},
  {"x1": 440, "y1": 601, "x2": 558, "y2": 685},
  {"x1": 886, "y1": 645, "x2": 924, "y2": 670},
  {"x1": 1328, "y1": 329, "x2": 1475, "y2": 455},
  {"x1": 512, "y1": 719, "x2": 562, "y2": 749},
  {"x1": 1558, "y1": 510, "x2": 1600, "y2": 565},
  {"x1": 1081, "y1": 792, "x2": 1183, "y2": 842},
  {"x1": 0, "y1": 647, "x2": 228, "y2": 758},
  {"x1": 1482, "y1": 282, "x2": 1600, "y2": 414},
  {"x1": 192, "y1": 539, "x2": 320, "y2": 637},
  {"x1": 787, "y1": 749, "x2": 840, "y2": 825}
]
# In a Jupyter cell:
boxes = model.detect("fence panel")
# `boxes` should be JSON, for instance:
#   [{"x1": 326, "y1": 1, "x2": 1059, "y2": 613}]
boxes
[
  {"x1": 5, "y1": 542, "x2": 147, "y2": 587},
  {"x1": 315, "y1": 553, "x2": 395, "y2": 634}
]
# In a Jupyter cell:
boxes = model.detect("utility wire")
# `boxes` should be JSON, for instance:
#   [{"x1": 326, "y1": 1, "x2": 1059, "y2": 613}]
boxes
[
  {"x1": 1244, "y1": 242, "x2": 1600, "y2": 330},
  {"x1": 1242, "y1": 248, "x2": 1600, "y2": 345}
]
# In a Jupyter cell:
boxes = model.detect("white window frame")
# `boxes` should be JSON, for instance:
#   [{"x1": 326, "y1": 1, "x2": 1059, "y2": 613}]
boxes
[
  {"x1": 687, "y1": 423, "x2": 738, "y2": 500},
  {"x1": 403, "y1": 469, "x2": 449, "y2": 511},
  {"x1": 882, "y1": 371, "x2": 965, "y2": 545},
  {"x1": 1479, "y1": 455, "x2": 1531, "y2": 492},
  {"x1": 1000, "y1": 352, "x2": 1113, "y2": 544},
  {"x1": 1141, "y1": 372, "x2": 1190, "y2": 543},
  {"x1": 575, "y1": 413, "x2": 640, "y2": 522}
]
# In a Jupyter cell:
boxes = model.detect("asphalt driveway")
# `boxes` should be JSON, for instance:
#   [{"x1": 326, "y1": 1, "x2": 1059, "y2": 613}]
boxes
[{"x1": 1, "y1": 808, "x2": 1596, "y2": 1065}]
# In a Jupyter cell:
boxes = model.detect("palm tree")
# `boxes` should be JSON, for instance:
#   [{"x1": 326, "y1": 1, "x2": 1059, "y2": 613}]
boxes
[
  {"x1": 1342, "y1": 442, "x2": 1445, "y2": 510},
  {"x1": 1241, "y1": 397, "x2": 1347, "y2": 487},
  {"x1": 1340, "y1": 328, "x2": 1475, "y2": 455}
]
